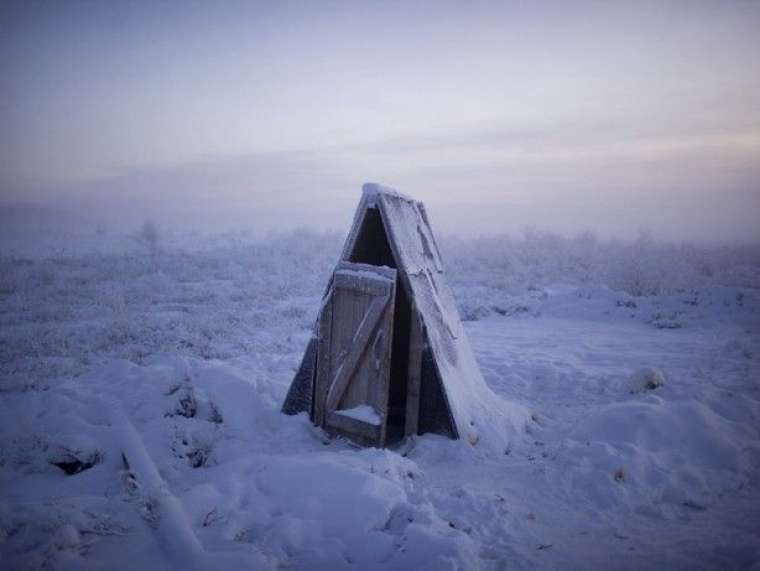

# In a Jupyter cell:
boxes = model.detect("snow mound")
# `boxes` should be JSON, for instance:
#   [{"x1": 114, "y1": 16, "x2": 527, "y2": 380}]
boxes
[
  {"x1": 0, "y1": 357, "x2": 489, "y2": 570},
  {"x1": 559, "y1": 396, "x2": 760, "y2": 512}
]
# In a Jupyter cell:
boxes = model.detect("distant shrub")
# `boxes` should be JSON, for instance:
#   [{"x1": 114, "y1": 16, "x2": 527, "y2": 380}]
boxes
[
  {"x1": 134, "y1": 220, "x2": 160, "y2": 271},
  {"x1": 1, "y1": 228, "x2": 758, "y2": 388},
  {"x1": 440, "y1": 229, "x2": 759, "y2": 296}
]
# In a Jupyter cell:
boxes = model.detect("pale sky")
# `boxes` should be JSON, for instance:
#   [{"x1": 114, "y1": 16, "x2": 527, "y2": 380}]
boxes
[{"x1": 2, "y1": 1, "x2": 760, "y2": 241}]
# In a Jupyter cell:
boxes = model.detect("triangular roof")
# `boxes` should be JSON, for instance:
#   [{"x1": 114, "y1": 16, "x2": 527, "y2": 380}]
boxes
[{"x1": 284, "y1": 183, "x2": 529, "y2": 451}]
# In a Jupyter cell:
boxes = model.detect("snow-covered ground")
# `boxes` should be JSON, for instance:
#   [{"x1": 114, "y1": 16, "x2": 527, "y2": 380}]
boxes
[{"x1": 1, "y1": 229, "x2": 759, "y2": 570}]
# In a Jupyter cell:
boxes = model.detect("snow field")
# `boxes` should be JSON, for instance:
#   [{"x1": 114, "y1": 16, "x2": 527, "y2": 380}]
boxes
[{"x1": 1, "y1": 229, "x2": 759, "y2": 569}]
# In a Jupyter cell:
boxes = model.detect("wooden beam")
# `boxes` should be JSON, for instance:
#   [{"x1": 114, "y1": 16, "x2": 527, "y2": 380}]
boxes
[
  {"x1": 333, "y1": 272, "x2": 392, "y2": 296},
  {"x1": 336, "y1": 260, "x2": 397, "y2": 280},
  {"x1": 281, "y1": 336, "x2": 317, "y2": 415},
  {"x1": 327, "y1": 410, "x2": 382, "y2": 443},
  {"x1": 405, "y1": 305, "x2": 423, "y2": 437},
  {"x1": 313, "y1": 290, "x2": 334, "y2": 427}
]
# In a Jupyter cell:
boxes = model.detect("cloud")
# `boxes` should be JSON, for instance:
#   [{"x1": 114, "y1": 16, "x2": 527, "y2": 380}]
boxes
[
  {"x1": 3, "y1": 114, "x2": 759, "y2": 243},
  {"x1": 1, "y1": 150, "x2": 361, "y2": 233}
]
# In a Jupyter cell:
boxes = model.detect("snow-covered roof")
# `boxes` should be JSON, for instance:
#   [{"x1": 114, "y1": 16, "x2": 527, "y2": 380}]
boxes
[{"x1": 360, "y1": 182, "x2": 415, "y2": 204}]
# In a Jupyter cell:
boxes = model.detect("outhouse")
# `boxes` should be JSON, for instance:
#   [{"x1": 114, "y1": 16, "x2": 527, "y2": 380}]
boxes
[{"x1": 282, "y1": 183, "x2": 504, "y2": 447}]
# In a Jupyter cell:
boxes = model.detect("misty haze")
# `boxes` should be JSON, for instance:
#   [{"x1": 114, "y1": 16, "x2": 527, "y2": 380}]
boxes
[{"x1": 1, "y1": 2, "x2": 759, "y2": 570}]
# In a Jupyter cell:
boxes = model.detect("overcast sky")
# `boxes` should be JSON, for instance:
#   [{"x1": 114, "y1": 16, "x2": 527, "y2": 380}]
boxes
[{"x1": 2, "y1": 1, "x2": 759, "y2": 241}]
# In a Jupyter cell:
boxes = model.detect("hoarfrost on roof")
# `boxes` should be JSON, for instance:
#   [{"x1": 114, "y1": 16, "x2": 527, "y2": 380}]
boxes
[{"x1": 361, "y1": 182, "x2": 414, "y2": 203}]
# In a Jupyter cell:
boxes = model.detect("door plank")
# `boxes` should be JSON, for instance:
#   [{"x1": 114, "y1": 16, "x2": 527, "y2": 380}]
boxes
[
  {"x1": 315, "y1": 262, "x2": 397, "y2": 446},
  {"x1": 327, "y1": 411, "x2": 382, "y2": 443},
  {"x1": 313, "y1": 290, "x2": 334, "y2": 427},
  {"x1": 325, "y1": 293, "x2": 389, "y2": 412}
]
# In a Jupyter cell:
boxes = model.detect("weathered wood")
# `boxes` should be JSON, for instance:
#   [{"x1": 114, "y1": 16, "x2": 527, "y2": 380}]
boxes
[
  {"x1": 416, "y1": 201, "x2": 444, "y2": 272},
  {"x1": 334, "y1": 290, "x2": 395, "y2": 447},
  {"x1": 333, "y1": 272, "x2": 392, "y2": 296},
  {"x1": 370, "y1": 303, "x2": 394, "y2": 432},
  {"x1": 314, "y1": 262, "x2": 397, "y2": 446},
  {"x1": 281, "y1": 336, "x2": 317, "y2": 415},
  {"x1": 327, "y1": 410, "x2": 382, "y2": 443},
  {"x1": 405, "y1": 305, "x2": 423, "y2": 436},
  {"x1": 336, "y1": 260, "x2": 397, "y2": 280},
  {"x1": 313, "y1": 290, "x2": 334, "y2": 427},
  {"x1": 378, "y1": 191, "x2": 463, "y2": 439},
  {"x1": 325, "y1": 293, "x2": 389, "y2": 412},
  {"x1": 417, "y1": 340, "x2": 458, "y2": 438}
]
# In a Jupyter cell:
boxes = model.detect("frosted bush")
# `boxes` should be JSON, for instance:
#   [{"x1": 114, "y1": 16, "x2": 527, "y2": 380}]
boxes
[
  {"x1": 441, "y1": 229, "x2": 759, "y2": 296},
  {"x1": 133, "y1": 220, "x2": 161, "y2": 271},
  {"x1": 1, "y1": 228, "x2": 758, "y2": 387}
]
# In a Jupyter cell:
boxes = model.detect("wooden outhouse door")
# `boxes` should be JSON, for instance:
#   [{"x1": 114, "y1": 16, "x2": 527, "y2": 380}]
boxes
[{"x1": 313, "y1": 262, "x2": 397, "y2": 447}]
